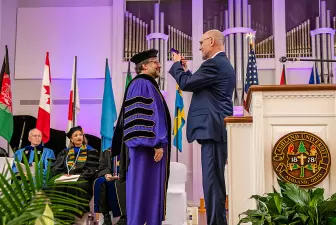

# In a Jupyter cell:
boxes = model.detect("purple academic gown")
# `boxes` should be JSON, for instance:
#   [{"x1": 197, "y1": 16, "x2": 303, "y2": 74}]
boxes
[{"x1": 123, "y1": 78, "x2": 169, "y2": 225}]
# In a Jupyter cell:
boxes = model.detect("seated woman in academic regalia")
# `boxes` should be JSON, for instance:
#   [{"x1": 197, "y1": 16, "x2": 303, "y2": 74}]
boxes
[
  {"x1": 51, "y1": 126, "x2": 100, "y2": 222},
  {"x1": 12, "y1": 128, "x2": 55, "y2": 179},
  {"x1": 94, "y1": 148, "x2": 127, "y2": 225}
]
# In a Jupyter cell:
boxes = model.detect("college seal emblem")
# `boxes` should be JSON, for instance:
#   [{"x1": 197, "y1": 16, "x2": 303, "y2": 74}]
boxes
[{"x1": 272, "y1": 131, "x2": 331, "y2": 188}]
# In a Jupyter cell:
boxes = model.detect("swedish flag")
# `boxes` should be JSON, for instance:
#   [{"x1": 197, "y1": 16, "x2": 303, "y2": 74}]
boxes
[{"x1": 173, "y1": 84, "x2": 185, "y2": 152}]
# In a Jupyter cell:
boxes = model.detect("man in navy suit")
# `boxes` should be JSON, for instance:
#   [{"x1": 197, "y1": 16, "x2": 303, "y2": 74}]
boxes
[{"x1": 169, "y1": 29, "x2": 236, "y2": 225}]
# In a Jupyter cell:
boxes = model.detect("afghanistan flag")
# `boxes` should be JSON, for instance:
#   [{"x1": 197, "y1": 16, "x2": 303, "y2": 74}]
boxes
[{"x1": 0, "y1": 45, "x2": 13, "y2": 142}]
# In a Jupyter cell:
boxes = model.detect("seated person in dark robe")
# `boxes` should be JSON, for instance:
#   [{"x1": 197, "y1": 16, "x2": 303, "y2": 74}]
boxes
[
  {"x1": 12, "y1": 128, "x2": 55, "y2": 179},
  {"x1": 94, "y1": 148, "x2": 127, "y2": 225},
  {"x1": 51, "y1": 126, "x2": 100, "y2": 222}
]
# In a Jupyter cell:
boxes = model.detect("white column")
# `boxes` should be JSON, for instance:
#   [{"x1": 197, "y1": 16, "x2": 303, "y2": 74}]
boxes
[
  {"x1": 112, "y1": 0, "x2": 125, "y2": 111},
  {"x1": 235, "y1": 0, "x2": 242, "y2": 90},
  {"x1": 272, "y1": 0, "x2": 286, "y2": 84},
  {"x1": 251, "y1": 92, "x2": 265, "y2": 195},
  {"x1": 192, "y1": 0, "x2": 204, "y2": 204}
]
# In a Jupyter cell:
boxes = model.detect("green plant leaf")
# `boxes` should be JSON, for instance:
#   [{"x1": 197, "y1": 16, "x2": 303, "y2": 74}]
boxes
[
  {"x1": 266, "y1": 193, "x2": 282, "y2": 214},
  {"x1": 239, "y1": 178, "x2": 336, "y2": 224},
  {"x1": 272, "y1": 193, "x2": 282, "y2": 214},
  {"x1": 33, "y1": 150, "x2": 42, "y2": 190},
  {"x1": 277, "y1": 179, "x2": 287, "y2": 192},
  {"x1": 0, "y1": 174, "x2": 21, "y2": 216},
  {"x1": 265, "y1": 215, "x2": 272, "y2": 224},
  {"x1": 14, "y1": 156, "x2": 33, "y2": 201},
  {"x1": 273, "y1": 215, "x2": 290, "y2": 223},
  {"x1": 239, "y1": 209, "x2": 269, "y2": 217},
  {"x1": 310, "y1": 188, "x2": 324, "y2": 208},
  {"x1": 318, "y1": 201, "x2": 336, "y2": 215},
  {"x1": 293, "y1": 213, "x2": 309, "y2": 223},
  {"x1": 288, "y1": 221, "x2": 302, "y2": 225},
  {"x1": 21, "y1": 154, "x2": 37, "y2": 195},
  {"x1": 4, "y1": 158, "x2": 29, "y2": 205},
  {"x1": 250, "y1": 195, "x2": 269, "y2": 203},
  {"x1": 250, "y1": 195, "x2": 269, "y2": 211},
  {"x1": 0, "y1": 154, "x2": 91, "y2": 224},
  {"x1": 238, "y1": 217, "x2": 263, "y2": 224},
  {"x1": 283, "y1": 182, "x2": 310, "y2": 206},
  {"x1": 327, "y1": 217, "x2": 336, "y2": 225},
  {"x1": 0, "y1": 196, "x2": 15, "y2": 220}
]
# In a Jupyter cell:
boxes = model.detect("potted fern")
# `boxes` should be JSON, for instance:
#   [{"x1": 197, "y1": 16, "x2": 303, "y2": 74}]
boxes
[
  {"x1": 238, "y1": 179, "x2": 336, "y2": 225},
  {"x1": 0, "y1": 152, "x2": 88, "y2": 225}
]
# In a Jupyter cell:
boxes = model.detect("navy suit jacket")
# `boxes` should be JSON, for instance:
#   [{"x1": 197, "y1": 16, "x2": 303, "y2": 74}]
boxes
[{"x1": 169, "y1": 52, "x2": 236, "y2": 143}]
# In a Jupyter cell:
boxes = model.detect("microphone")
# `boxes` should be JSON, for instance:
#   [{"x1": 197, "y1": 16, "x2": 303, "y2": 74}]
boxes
[
  {"x1": 279, "y1": 56, "x2": 336, "y2": 63},
  {"x1": 279, "y1": 57, "x2": 302, "y2": 62},
  {"x1": 279, "y1": 56, "x2": 288, "y2": 63}
]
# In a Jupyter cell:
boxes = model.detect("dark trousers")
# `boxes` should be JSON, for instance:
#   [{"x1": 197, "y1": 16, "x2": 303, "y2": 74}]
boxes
[
  {"x1": 200, "y1": 140, "x2": 227, "y2": 225},
  {"x1": 93, "y1": 177, "x2": 127, "y2": 218}
]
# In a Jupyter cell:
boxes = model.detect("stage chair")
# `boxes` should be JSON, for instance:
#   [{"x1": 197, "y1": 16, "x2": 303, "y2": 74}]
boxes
[
  {"x1": 0, "y1": 157, "x2": 14, "y2": 180},
  {"x1": 163, "y1": 162, "x2": 187, "y2": 225}
]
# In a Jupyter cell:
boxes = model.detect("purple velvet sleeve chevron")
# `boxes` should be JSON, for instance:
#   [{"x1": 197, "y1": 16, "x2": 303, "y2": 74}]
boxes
[{"x1": 123, "y1": 78, "x2": 168, "y2": 148}]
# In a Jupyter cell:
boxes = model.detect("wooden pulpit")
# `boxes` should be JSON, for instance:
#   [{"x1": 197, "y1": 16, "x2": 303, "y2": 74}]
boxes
[{"x1": 225, "y1": 84, "x2": 336, "y2": 225}]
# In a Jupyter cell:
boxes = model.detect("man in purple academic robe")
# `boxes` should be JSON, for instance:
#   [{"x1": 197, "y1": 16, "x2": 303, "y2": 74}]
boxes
[{"x1": 111, "y1": 49, "x2": 171, "y2": 225}]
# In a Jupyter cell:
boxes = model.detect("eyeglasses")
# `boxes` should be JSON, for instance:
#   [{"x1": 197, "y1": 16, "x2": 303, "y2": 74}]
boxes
[
  {"x1": 199, "y1": 37, "x2": 212, "y2": 46},
  {"x1": 149, "y1": 60, "x2": 161, "y2": 65},
  {"x1": 31, "y1": 135, "x2": 41, "y2": 138}
]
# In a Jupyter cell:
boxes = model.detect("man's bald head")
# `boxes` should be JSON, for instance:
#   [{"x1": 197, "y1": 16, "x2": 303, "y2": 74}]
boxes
[
  {"x1": 28, "y1": 128, "x2": 42, "y2": 146},
  {"x1": 199, "y1": 29, "x2": 225, "y2": 60},
  {"x1": 203, "y1": 29, "x2": 225, "y2": 46}
]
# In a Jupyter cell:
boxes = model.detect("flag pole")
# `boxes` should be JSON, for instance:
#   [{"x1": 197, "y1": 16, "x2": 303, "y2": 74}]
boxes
[
  {"x1": 176, "y1": 104, "x2": 179, "y2": 162},
  {"x1": 73, "y1": 56, "x2": 77, "y2": 127},
  {"x1": 18, "y1": 119, "x2": 26, "y2": 149},
  {"x1": 313, "y1": 62, "x2": 316, "y2": 84},
  {"x1": 103, "y1": 58, "x2": 108, "y2": 155},
  {"x1": 283, "y1": 64, "x2": 286, "y2": 84},
  {"x1": 6, "y1": 141, "x2": 9, "y2": 157}
]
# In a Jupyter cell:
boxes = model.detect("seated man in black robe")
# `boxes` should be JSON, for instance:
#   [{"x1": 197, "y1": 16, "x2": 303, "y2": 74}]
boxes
[
  {"x1": 51, "y1": 126, "x2": 100, "y2": 223},
  {"x1": 94, "y1": 148, "x2": 127, "y2": 225}
]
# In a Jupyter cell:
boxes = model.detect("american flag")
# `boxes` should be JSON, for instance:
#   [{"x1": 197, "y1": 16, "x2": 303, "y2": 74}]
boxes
[{"x1": 243, "y1": 44, "x2": 259, "y2": 111}]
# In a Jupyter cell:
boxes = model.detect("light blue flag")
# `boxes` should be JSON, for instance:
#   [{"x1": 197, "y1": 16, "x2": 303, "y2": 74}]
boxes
[{"x1": 100, "y1": 59, "x2": 117, "y2": 152}]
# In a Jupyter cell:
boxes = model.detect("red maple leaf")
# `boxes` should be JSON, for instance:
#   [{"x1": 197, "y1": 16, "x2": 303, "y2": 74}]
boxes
[{"x1": 43, "y1": 85, "x2": 50, "y2": 104}]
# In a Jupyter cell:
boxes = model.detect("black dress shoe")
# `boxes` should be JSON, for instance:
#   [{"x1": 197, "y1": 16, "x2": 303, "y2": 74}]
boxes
[
  {"x1": 102, "y1": 213, "x2": 112, "y2": 225},
  {"x1": 115, "y1": 216, "x2": 127, "y2": 225}
]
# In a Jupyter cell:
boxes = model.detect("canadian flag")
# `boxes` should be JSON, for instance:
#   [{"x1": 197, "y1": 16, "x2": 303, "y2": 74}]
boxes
[
  {"x1": 66, "y1": 56, "x2": 80, "y2": 144},
  {"x1": 36, "y1": 52, "x2": 51, "y2": 143}
]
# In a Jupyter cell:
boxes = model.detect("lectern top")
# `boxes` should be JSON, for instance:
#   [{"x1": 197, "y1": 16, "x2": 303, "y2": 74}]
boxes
[
  {"x1": 224, "y1": 116, "x2": 253, "y2": 124},
  {"x1": 246, "y1": 84, "x2": 336, "y2": 113}
]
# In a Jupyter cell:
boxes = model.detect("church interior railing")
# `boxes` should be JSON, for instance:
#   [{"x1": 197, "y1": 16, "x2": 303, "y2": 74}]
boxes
[
  {"x1": 124, "y1": 11, "x2": 149, "y2": 61},
  {"x1": 286, "y1": 19, "x2": 312, "y2": 58}
]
